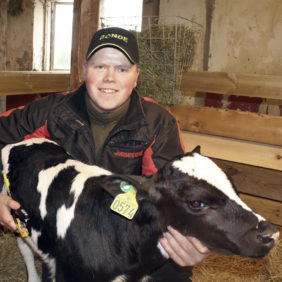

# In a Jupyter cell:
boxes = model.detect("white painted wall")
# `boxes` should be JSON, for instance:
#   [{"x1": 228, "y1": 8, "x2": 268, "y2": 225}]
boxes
[
  {"x1": 209, "y1": 0, "x2": 282, "y2": 74},
  {"x1": 159, "y1": 0, "x2": 282, "y2": 75}
]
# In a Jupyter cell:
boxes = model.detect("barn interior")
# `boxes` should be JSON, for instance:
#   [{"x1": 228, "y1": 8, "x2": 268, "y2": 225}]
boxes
[{"x1": 0, "y1": 0, "x2": 281, "y2": 281}]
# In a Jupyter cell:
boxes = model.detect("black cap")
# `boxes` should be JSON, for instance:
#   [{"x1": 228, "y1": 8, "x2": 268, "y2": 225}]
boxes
[{"x1": 86, "y1": 27, "x2": 139, "y2": 64}]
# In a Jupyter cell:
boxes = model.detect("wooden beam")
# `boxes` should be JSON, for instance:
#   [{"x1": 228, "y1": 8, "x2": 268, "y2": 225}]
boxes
[
  {"x1": 239, "y1": 194, "x2": 281, "y2": 226},
  {"x1": 0, "y1": 0, "x2": 7, "y2": 70},
  {"x1": 0, "y1": 72, "x2": 70, "y2": 95},
  {"x1": 213, "y1": 159, "x2": 282, "y2": 202},
  {"x1": 70, "y1": 0, "x2": 100, "y2": 90},
  {"x1": 181, "y1": 70, "x2": 282, "y2": 100},
  {"x1": 170, "y1": 104, "x2": 282, "y2": 146},
  {"x1": 181, "y1": 131, "x2": 282, "y2": 171}
]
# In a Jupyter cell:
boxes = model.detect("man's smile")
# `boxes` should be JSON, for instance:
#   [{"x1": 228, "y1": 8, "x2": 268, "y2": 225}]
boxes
[{"x1": 99, "y1": 88, "x2": 118, "y2": 93}]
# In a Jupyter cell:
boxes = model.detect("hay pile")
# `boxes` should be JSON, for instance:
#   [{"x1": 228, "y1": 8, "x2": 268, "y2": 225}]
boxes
[
  {"x1": 0, "y1": 229, "x2": 42, "y2": 282},
  {"x1": 133, "y1": 24, "x2": 197, "y2": 105},
  {"x1": 0, "y1": 226, "x2": 281, "y2": 281},
  {"x1": 192, "y1": 239, "x2": 282, "y2": 281}
]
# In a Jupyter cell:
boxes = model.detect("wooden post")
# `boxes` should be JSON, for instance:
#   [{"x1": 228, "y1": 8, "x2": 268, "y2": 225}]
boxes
[
  {"x1": 0, "y1": 0, "x2": 7, "y2": 70},
  {"x1": 0, "y1": 0, "x2": 7, "y2": 112},
  {"x1": 70, "y1": 0, "x2": 100, "y2": 90}
]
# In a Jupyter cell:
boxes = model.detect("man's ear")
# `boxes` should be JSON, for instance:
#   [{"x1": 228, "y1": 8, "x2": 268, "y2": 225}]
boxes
[
  {"x1": 83, "y1": 61, "x2": 87, "y2": 80},
  {"x1": 192, "y1": 145, "x2": 201, "y2": 154}
]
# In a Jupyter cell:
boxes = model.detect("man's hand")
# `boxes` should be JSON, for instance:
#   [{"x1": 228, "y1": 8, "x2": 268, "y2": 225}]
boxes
[
  {"x1": 0, "y1": 194, "x2": 20, "y2": 231},
  {"x1": 160, "y1": 226, "x2": 210, "y2": 266}
]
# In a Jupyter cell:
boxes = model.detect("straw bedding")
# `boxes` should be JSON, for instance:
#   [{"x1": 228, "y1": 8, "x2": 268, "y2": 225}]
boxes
[{"x1": 0, "y1": 227, "x2": 281, "y2": 281}]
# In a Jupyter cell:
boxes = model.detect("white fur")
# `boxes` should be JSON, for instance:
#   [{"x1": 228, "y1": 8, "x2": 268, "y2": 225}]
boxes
[
  {"x1": 17, "y1": 237, "x2": 41, "y2": 282},
  {"x1": 56, "y1": 172, "x2": 88, "y2": 238},
  {"x1": 55, "y1": 160, "x2": 112, "y2": 238},
  {"x1": 172, "y1": 153, "x2": 265, "y2": 222},
  {"x1": 111, "y1": 274, "x2": 128, "y2": 282},
  {"x1": 157, "y1": 241, "x2": 169, "y2": 259}
]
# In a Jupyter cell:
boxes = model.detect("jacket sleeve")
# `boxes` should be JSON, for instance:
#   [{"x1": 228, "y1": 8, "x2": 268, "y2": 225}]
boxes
[
  {"x1": 0, "y1": 98, "x2": 51, "y2": 148},
  {"x1": 0, "y1": 95, "x2": 60, "y2": 188},
  {"x1": 142, "y1": 113, "x2": 185, "y2": 176}
]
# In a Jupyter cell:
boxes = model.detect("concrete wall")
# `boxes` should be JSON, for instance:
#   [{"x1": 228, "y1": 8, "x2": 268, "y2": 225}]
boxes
[
  {"x1": 6, "y1": 0, "x2": 34, "y2": 71},
  {"x1": 209, "y1": 0, "x2": 282, "y2": 75},
  {"x1": 159, "y1": 0, "x2": 282, "y2": 75}
]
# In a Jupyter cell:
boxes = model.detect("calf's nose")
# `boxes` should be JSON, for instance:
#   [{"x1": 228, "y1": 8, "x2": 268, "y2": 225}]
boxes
[{"x1": 257, "y1": 220, "x2": 280, "y2": 244}]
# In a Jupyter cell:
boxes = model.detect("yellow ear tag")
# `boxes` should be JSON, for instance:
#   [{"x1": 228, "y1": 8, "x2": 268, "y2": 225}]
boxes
[
  {"x1": 110, "y1": 181, "x2": 138, "y2": 220},
  {"x1": 3, "y1": 173, "x2": 11, "y2": 196},
  {"x1": 3, "y1": 173, "x2": 29, "y2": 238}
]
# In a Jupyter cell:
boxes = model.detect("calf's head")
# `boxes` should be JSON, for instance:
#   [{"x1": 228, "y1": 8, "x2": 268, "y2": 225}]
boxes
[{"x1": 147, "y1": 149, "x2": 279, "y2": 258}]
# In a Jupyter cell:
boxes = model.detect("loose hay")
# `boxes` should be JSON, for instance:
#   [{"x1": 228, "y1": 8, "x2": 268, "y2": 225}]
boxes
[
  {"x1": 0, "y1": 228, "x2": 42, "y2": 282},
  {"x1": 192, "y1": 239, "x2": 282, "y2": 282}
]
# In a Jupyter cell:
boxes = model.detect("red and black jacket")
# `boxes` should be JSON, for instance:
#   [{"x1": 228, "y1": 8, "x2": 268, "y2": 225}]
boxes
[{"x1": 0, "y1": 83, "x2": 185, "y2": 176}]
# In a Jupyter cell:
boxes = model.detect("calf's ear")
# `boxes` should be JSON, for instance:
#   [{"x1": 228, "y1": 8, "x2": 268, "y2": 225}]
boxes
[{"x1": 192, "y1": 145, "x2": 201, "y2": 154}]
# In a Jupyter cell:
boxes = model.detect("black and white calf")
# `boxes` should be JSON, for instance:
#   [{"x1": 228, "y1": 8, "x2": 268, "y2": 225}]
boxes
[{"x1": 1, "y1": 138, "x2": 279, "y2": 282}]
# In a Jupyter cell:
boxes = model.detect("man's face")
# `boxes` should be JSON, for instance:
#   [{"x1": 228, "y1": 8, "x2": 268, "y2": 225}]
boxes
[{"x1": 83, "y1": 47, "x2": 140, "y2": 112}]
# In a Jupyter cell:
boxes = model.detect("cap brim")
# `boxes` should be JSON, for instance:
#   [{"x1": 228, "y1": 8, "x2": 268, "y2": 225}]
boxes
[{"x1": 87, "y1": 43, "x2": 136, "y2": 64}]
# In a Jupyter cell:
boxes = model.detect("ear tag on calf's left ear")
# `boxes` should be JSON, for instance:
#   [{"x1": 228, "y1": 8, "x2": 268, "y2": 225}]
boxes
[{"x1": 110, "y1": 181, "x2": 139, "y2": 220}]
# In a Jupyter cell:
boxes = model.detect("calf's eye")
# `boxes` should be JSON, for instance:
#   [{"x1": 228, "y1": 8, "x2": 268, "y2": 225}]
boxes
[{"x1": 188, "y1": 200, "x2": 206, "y2": 210}]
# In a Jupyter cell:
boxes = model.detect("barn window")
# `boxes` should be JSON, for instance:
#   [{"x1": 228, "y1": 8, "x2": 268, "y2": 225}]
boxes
[
  {"x1": 35, "y1": 0, "x2": 143, "y2": 71},
  {"x1": 44, "y1": 0, "x2": 74, "y2": 71},
  {"x1": 100, "y1": 0, "x2": 143, "y2": 31}
]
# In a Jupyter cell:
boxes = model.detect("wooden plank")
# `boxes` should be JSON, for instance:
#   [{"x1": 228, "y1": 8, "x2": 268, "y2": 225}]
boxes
[
  {"x1": 70, "y1": 0, "x2": 82, "y2": 90},
  {"x1": 181, "y1": 131, "x2": 282, "y2": 171},
  {"x1": 0, "y1": 72, "x2": 70, "y2": 95},
  {"x1": 70, "y1": 0, "x2": 100, "y2": 89},
  {"x1": 181, "y1": 70, "x2": 282, "y2": 100},
  {"x1": 239, "y1": 194, "x2": 282, "y2": 226},
  {"x1": 213, "y1": 159, "x2": 282, "y2": 202},
  {"x1": 0, "y1": 0, "x2": 7, "y2": 70},
  {"x1": 170, "y1": 104, "x2": 282, "y2": 146}
]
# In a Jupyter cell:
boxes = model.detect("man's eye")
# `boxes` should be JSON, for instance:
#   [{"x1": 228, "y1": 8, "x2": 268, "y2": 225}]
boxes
[
  {"x1": 95, "y1": 65, "x2": 104, "y2": 70},
  {"x1": 118, "y1": 67, "x2": 128, "y2": 73}
]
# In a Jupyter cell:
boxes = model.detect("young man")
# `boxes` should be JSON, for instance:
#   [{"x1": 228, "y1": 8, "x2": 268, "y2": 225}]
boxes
[{"x1": 0, "y1": 27, "x2": 209, "y2": 280}]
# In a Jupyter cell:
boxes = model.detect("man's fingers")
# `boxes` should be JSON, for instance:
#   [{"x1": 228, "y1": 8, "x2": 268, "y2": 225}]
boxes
[
  {"x1": 187, "y1": 236, "x2": 210, "y2": 254},
  {"x1": 0, "y1": 195, "x2": 20, "y2": 231},
  {"x1": 0, "y1": 206, "x2": 17, "y2": 231},
  {"x1": 159, "y1": 234, "x2": 187, "y2": 266},
  {"x1": 9, "y1": 199, "x2": 21, "y2": 210},
  {"x1": 160, "y1": 226, "x2": 210, "y2": 267}
]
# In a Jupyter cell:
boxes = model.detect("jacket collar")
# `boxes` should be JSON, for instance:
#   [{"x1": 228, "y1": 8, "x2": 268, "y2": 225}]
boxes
[{"x1": 65, "y1": 83, "x2": 147, "y2": 131}]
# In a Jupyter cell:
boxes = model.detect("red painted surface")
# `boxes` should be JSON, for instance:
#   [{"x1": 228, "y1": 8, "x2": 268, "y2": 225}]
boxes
[
  {"x1": 6, "y1": 93, "x2": 51, "y2": 111},
  {"x1": 205, "y1": 93, "x2": 265, "y2": 113},
  {"x1": 227, "y1": 95, "x2": 263, "y2": 113},
  {"x1": 205, "y1": 93, "x2": 223, "y2": 108}
]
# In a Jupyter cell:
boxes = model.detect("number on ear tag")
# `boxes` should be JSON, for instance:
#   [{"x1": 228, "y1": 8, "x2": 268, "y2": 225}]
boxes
[{"x1": 110, "y1": 182, "x2": 138, "y2": 220}]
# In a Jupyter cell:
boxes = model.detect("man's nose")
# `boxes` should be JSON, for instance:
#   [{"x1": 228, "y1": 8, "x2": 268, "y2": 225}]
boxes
[{"x1": 103, "y1": 67, "x2": 115, "y2": 82}]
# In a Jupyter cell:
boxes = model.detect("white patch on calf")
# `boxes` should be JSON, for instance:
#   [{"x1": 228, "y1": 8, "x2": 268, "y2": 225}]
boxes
[
  {"x1": 111, "y1": 275, "x2": 128, "y2": 282},
  {"x1": 172, "y1": 153, "x2": 265, "y2": 222},
  {"x1": 157, "y1": 241, "x2": 169, "y2": 259},
  {"x1": 56, "y1": 160, "x2": 112, "y2": 239},
  {"x1": 56, "y1": 173, "x2": 88, "y2": 238},
  {"x1": 25, "y1": 230, "x2": 56, "y2": 281},
  {"x1": 37, "y1": 159, "x2": 112, "y2": 220},
  {"x1": 17, "y1": 237, "x2": 41, "y2": 282}
]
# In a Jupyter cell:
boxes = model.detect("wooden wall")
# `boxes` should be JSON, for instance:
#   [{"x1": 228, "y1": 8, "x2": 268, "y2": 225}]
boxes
[{"x1": 170, "y1": 70, "x2": 282, "y2": 226}]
